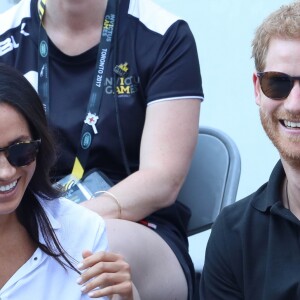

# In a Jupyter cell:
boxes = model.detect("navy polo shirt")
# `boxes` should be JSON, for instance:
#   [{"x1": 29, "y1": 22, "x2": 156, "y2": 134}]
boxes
[
  {"x1": 200, "y1": 160, "x2": 300, "y2": 300},
  {"x1": 0, "y1": 0, "x2": 203, "y2": 181}
]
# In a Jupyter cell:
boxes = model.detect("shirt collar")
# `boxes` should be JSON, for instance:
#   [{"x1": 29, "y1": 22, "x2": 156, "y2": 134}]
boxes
[
  {"x1": 37, "y1": 196, "x2": 61, "y2": 230},
  {"x1": 251, "y1": 160, "x2": 285, "y2": 212}
]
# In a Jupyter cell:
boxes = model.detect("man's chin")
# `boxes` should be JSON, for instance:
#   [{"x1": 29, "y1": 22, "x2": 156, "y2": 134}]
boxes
[{"x1": 278, "y1": 149, "x2": 300, "y2": 168}]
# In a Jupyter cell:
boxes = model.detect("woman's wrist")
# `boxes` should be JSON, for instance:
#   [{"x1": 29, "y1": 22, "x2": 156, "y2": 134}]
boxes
[{"x1": 94, "y1": 190, "x2": 122, "y2": 219}]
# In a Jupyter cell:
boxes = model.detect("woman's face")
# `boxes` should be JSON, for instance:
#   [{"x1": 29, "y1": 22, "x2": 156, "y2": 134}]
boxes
[{"x1": 0, "y1": 103, "x2": 36, "y2": 217}]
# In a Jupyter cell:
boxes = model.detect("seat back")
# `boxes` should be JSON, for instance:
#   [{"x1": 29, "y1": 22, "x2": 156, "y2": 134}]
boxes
[{"x1": 177, "y1": 126, "x2": 241, "y2": 236}]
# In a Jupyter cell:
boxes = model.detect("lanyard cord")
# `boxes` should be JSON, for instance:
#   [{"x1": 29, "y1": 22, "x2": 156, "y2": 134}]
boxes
[
  {"x1": 37, "y1": 0, "x2": 119, "y2": 181},
  {"x1": 112, "y1": 2, "x2": 131, "y2": 176}
]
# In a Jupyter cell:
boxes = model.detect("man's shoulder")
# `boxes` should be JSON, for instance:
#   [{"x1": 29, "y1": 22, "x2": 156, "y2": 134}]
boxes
[{"x1": 215, "y1": 182, "x2": 269, "y2": 232}]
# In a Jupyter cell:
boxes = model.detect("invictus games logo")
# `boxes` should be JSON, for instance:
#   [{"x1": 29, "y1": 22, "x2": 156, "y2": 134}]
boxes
[
  {"x1": 107, "y1": 62, "x2": 139, "y2": 96},
  {"x1": 39, "y1": 40, "x2": 48, "y2": 57},
  {"x1": 102, "y1": 62, "x2": 140, "y2": 96},
  {"x1": 116, "y1": 76, "x2": 140, "y2": 96},
  {"x1": 104, "y1": 75, "x2": 140, "y2": 96},
  {"x1": 103, "y1": 14, "x2": 115, "y2": 42}
]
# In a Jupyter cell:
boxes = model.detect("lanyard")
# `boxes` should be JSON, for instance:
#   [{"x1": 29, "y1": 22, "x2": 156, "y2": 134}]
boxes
[{"x1": 37, "y1": 0, "x2": 118, "y2": 181}]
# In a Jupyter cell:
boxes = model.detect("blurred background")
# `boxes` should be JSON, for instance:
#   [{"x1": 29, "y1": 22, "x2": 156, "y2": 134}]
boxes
[
  {"x1": 0, "y1": 0, "x2": 292, "y2": 201},
  {"x1": 154, "y1": 0, "x2": 291, "y2": 201}
]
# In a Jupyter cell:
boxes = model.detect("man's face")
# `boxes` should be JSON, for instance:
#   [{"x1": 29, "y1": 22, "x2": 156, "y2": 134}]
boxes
[{"x1": 253, "y1": 38, "x2": 300, "y2": 164}]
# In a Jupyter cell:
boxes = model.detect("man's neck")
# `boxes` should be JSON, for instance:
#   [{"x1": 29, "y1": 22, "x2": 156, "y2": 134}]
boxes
[{"x1": 282, "y1": 159, "x2": 300, "y2": 219}]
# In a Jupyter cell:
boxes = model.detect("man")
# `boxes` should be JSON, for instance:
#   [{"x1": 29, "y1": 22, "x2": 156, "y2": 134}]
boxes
[{"x1": 200, "y1": 1, "x2": 300, "y2": 299}]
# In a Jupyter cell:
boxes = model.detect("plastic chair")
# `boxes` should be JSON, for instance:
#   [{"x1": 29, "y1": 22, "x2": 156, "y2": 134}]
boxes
[{"x1": 177, "y1": 126, "x2": 241, "y2": 299}]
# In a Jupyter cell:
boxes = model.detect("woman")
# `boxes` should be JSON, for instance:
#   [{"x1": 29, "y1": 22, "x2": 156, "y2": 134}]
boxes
[
  {"x1": 0, "y1": 63, "x2": 136, "y2": 300},
  {"x1": 0, "y1": 0, "x2": 203, "y2": 298}
]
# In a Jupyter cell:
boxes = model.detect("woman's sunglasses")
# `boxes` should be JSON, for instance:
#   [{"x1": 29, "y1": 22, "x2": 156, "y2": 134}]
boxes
[
  {"x1": 257, "y1": 71, "x2": 300, "y2": 100},
  {"x1": 0, "y1": 139, "x2": 41, "y2": 167}
]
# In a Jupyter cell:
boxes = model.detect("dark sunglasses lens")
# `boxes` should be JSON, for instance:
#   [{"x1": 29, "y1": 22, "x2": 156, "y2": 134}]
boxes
[
  {"x1": 261, "y1": 73, "x2": 293, "y2": 100},
  {"x1": 8, "y1": 143, "x2": 38, "y2": 167}
]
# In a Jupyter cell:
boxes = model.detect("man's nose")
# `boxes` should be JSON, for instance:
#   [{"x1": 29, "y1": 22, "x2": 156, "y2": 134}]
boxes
[{"x1": 284, "y1": 81, "x2": 300, "y2": 113}]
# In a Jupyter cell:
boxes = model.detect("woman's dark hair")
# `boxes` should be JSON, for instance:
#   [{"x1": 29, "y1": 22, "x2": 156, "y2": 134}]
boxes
[{"x1": 0, "y1": 63, "x2": 79, "y2": 273}]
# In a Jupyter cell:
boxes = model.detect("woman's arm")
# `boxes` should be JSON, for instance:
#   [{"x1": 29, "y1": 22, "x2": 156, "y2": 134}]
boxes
[{"x1": 81, "y1": 99, "x2": 201, "y2": 221}]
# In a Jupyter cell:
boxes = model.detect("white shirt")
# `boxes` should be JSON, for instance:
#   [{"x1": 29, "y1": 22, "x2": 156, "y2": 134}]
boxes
[{"x1": 0, "y1": 197, "x2": 109, "y2": 300}]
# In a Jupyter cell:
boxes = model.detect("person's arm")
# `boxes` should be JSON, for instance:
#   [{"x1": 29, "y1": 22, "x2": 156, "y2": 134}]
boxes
[
  {"x1": 81, "y1": 18, "x2": 202, "y2": 221},
  {"x1": 200, "y1": 212, "x2": 243, "y2": 300},
  {"x1": 81, "y1": 98, "x2": 200, "y2": 220}
]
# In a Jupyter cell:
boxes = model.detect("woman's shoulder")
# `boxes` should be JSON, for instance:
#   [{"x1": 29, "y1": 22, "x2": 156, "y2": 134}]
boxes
[
  {"x1": 38, "y1": 196, "x2": 108, "y2": 260},
  {"x1": 0, "y1": 0, "x2": 32, "y2": 33},
  {"x1": 39, "y1": 196, "x2": 105, "y2": 230},
  {"x1": 127, "y1": 0, "x2": 182, "y2": 34}
]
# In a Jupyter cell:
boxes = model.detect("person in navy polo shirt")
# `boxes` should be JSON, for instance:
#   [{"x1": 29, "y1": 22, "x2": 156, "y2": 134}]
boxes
[{"x1": 201, "y1": 2, "x2": 300, "y2": 299}]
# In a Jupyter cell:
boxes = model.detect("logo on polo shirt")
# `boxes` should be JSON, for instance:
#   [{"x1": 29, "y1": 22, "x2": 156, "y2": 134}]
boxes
[{"x1": 115, "y1": 75, "x2": 140, "y2": 95}]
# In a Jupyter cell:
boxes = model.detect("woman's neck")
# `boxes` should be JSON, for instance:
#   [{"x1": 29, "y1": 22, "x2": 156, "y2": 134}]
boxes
[
  {"x1": 44, "y1": 0, "x2": 107, "y2": 30},
  {"x1": 0, "y1": 214, "x2": 36, "y2": 289},
  {"x1": 0, "y1": 213, "x2": 18, "y2": 237},
  {"x1": 43, "y1": 0, "x2": 108, "y2": 55}
]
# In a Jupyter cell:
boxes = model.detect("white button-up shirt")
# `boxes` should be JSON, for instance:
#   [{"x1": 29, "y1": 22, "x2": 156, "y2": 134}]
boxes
[{"x1": 0, "y1": 197, "x2": 109, "y2": 300}]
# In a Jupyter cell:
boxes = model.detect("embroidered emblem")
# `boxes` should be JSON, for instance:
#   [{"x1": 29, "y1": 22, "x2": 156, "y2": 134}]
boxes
[{"x1": 114, "y1": 62, "x2": 129, "y2": 77}]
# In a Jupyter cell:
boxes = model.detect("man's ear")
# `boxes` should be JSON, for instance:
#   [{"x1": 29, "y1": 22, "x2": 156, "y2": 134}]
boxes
[{"x1": 253, "y1": 72, "x2": 262, "y2": 106}]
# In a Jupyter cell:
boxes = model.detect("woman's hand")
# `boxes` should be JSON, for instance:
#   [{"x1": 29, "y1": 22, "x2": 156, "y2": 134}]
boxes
[{"x1": 77, "y1": 250, "x2": 135, "y2": 299}]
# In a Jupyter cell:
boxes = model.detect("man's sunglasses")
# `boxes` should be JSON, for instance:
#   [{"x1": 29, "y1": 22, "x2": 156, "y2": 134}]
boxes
[
  {"x1": 0, "y1": 139, "x2": 41, "y2": 167},
  {"x1": 257, "y1": 71, "x2": 300, "y2": 100}
]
